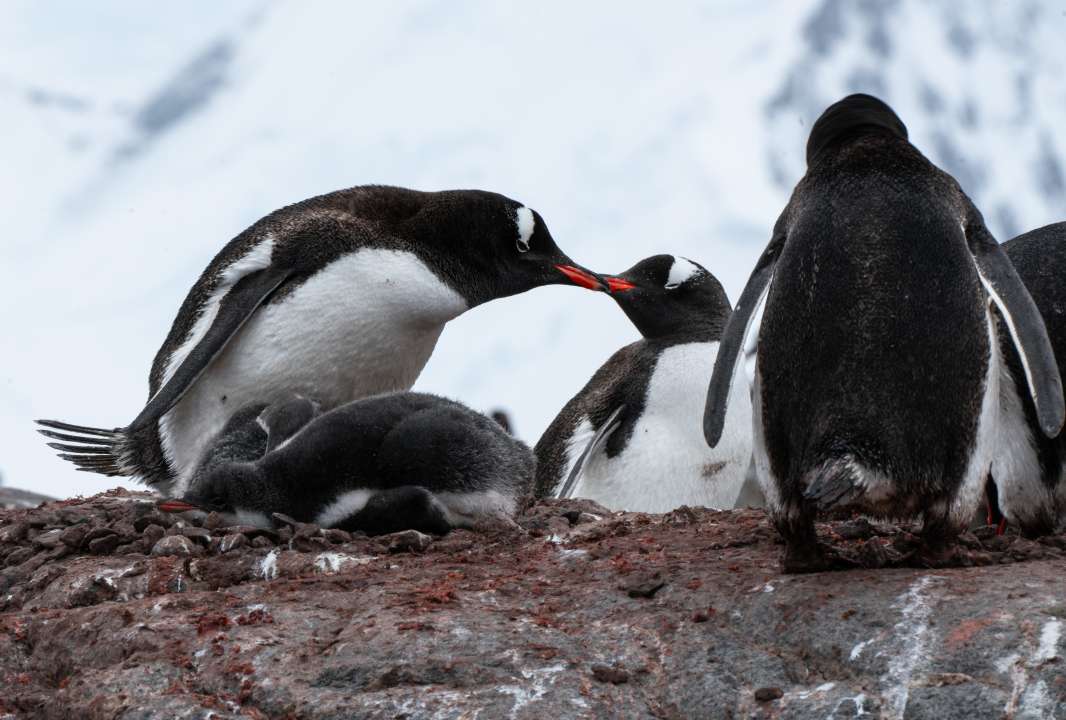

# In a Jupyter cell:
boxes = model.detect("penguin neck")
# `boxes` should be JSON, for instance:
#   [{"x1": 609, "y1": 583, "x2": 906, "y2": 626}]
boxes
[{"x1": 633, "y1": 315, "x2": 724, "y2": 344}]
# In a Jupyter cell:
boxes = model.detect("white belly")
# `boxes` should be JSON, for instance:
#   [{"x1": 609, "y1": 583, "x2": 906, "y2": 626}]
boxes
[
  {"x1": 160, "y1": 248, "x2": 468, "y2": 492},
  {"x1": 570, "y1": 342, "x2": 753, "y2": 513}
]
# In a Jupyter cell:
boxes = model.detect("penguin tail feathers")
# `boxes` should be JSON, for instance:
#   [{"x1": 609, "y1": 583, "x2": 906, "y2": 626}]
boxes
[
  {"x1": 36, "y1": 419, "x2": 136, "y2": 478},
  {"x1": 802, "y1": 456, "x2": 865, "y2": 511}
]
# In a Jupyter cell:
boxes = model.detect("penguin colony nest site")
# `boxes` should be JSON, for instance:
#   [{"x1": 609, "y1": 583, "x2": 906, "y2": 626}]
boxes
[
  {"x1": 35, "y1": 93, "x2": 1066, "y2": 574},
  {"x1": 2, "y1": 489, "x2": 1066, "y2": 718}
]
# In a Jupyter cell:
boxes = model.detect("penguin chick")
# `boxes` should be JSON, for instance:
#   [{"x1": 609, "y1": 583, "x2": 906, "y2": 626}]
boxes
[
  {"x1": 38, "y1": 186, "x2": 604, "y2": 495},
  {"x1": 535, "y1": 255, "x2": 755, "y2": 512},
  {"x1": 160, "y1": 392, "x2": 534, "y2": 535}
]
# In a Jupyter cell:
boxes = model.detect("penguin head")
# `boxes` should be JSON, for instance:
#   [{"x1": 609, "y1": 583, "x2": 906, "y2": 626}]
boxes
[
  {"x1": 604, "y1": 255, "x2": 731, "y2": 340},
  {"x1": 158, "y1": 463, "x2": 278, "y2": 528},
  {"x1": 416, "y1": 190, "x2": 607, "y2": 305},
  {"x1": 806, "y1": 93, "x2": 908, "y2": 166}
]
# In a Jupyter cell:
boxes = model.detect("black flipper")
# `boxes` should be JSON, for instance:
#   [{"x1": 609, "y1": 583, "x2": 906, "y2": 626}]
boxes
[
  {"x1": 129, "y1": 267, "x2": 292, "y2": 432},
  {"x1": 259, "y1": 395, "x2": 320, "y2": 453},
  {"x1": 703, "y1": 217, "x2": 787, "y2": 447},
  {"x1": 966, "y1": 210, "x2": 1065, "y2": 438},
  {"x1": 557, "y1": 404, "x2": 625, "y2": 500}
]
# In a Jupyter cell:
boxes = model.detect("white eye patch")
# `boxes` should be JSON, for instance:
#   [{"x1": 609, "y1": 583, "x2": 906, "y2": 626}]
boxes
[
  {"x1": 515, "y1": 206, "x2": 535, "y2": 252},
  {"x1": 665, "y1": 256, "x2": 700, "y2": 289}
]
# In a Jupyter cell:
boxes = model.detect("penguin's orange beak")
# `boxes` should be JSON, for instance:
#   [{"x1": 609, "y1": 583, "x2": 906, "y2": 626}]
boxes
[
  {"x1": 605, "y1": 276, "x2": 636, "y2": 293},
  {"x1": 554, "y1": 264, "x2": 607, "y2": 291},
  {"x1": 157, "y1": 498, "x2": 200, "y2": 513}
]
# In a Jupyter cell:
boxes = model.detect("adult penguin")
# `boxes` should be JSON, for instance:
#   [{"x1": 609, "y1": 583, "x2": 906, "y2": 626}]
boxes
[
  {"x1": 38, "y1": 186, "x2": 604, "y2": 495},
  {"x1": 534, "y1": 255, "x2": 755, "y2": 512},
  {"x1": 703, "y1": 94, "x2": 1064, "y2": 570},
  {"x1": 987, "y1": 222, "x2": 1066, "y2": 536}
]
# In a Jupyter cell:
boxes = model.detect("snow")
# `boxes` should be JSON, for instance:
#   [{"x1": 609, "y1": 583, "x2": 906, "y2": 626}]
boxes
[{"x1": 1, "y1": 1, "x2": 1065, "y2": 497}]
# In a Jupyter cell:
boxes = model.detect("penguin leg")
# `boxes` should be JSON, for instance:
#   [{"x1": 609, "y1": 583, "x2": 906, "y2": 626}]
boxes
[
  {"x1": 916, "y1": 505, "x2": 964, "y2": 568},
  {"x1": 337, "y1": 486, "x2": 452, "y2": 537},
  {"x1": 774, "y1": 502, "x2": 829, "y2": 574}
]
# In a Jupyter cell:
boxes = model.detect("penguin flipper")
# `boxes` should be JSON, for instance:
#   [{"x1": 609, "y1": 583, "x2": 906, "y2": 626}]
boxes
[
  {"x1": 966, "y1": 214, "x2": 1066, "y2": 438},
  {"x1": 704, "y1": 217, "x2": 787, "y2": 447},
  {"x1": 557, "y1": 405, "x2": 625, "y2": 500},
  {"x1": 129, "y1": 267, "x2": 293, "y2": 433}
]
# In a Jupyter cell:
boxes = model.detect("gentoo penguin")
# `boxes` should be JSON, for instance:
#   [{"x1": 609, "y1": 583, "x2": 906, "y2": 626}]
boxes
[
  {"x1": 986, "y1": 222, "x2": 1066, "y2": 536},
  {"x1": 37, "y1": 186, "x2": 604, "y2": 496},
  {"x1": 703, "y1": 94, "x2": 1064, "y2": 570},
  {"x1": 534, "y1": 255, "x2": 754, "y2": 512},
  {"x1": 158, "y1": 392, "x2": 534, "y2": 535}
]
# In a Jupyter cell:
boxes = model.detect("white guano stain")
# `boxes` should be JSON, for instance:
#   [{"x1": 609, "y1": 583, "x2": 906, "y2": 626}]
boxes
[
  {"x1": 1036, "y1": 619, "x2": 1060, "y2": 662},
  {"x1": 313, "y1": 552, "x2": 375, "y2": 574},
  {"x1": 850, "y1": 638, "x2": 876, "y2": 661},
  {"x1": 259, "y1": 548, "x2": 279, "y2": 580},
  {"x1": 880, "y1": 576, "x2": 941, "y2": 720}
]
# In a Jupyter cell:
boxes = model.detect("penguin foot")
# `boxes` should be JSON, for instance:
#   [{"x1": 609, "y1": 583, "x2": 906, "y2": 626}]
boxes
[{"x1": 781, "y1": 542, "x2": 833, "y2": 574}]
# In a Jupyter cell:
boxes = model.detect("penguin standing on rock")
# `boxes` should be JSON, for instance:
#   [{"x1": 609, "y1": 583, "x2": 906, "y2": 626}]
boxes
[
  {"x1": 535, "y1": 255, "x2": 754, "y2": 512},
  {"x1": 703, "y1": 94, "x2": 1064, "y2": 571},
  {"x1": 159, "y1": 392, "x2": 534, "y2": 536},
  {"x1": 986, "y1": 222, "x2": 1066, "y2": 535},
  {"x1": 37, "y1": 186, "x2": 604, "y2": 496}
]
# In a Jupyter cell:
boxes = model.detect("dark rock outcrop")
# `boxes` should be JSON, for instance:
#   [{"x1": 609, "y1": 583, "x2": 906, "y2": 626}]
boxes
[{"x1": 1, "y1": 489, "x2": 1065, "y2": 718}]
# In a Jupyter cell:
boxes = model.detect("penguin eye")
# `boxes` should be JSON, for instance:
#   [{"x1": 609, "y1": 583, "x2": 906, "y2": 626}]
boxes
[
  {"x1": 516, "y1": 237, "x2": 530, "y2": 253},
  {"x1": 664, "y1": 281, "x2": 681, "y2": 290}
]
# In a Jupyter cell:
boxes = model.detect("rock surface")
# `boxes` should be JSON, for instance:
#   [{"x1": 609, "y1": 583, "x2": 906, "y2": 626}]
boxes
[{"x1": 1, "y1": 488, "x2": 1065, "y2": 719}]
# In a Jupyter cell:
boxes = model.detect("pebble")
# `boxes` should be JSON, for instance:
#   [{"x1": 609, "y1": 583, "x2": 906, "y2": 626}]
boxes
[
  {"x1": 179, "y1": 526, "x2": 213, "y2": 544},
  {"x1": 219, "y1": 533, "x2": 248, "y2": 554},
  {"x1": 623, "y1": 572, "x2": 666, "y2": 599},
  {"x1": 590, "y1": 664, "x2": 629, "y2": 684},
  {"x1": 151, "y1": 535, "x2": 202, "y2": 558},
  {"x1": 59, "y1": 525, "x2": 89, "y2": 548},
  {"x1": 5, "y1": 547, "x2": 33, "y2": 567},
  {"x1": 88, "y1": 534, "x2": 122, "y2": 555},
  {"x1": 293, "y1": 522, "x2": 321, "y2": 540},
  {"x1": 32, "y1": 529, "x2": 65, "y2": 549},
  {"x1": 83, "y1": 527, "x2": 118, "y2": 545},
  {"x1": 142, "y1": 524, "x2": 166, "y2": 546},
  {"x1": 322, "y1": 528, "x2": 352, "y2": 544},
  {"x1": 133, "y1": 513, "x2": 170, "y2": 532},
  {"x1": 387, "y1": 530, "x2": 433, "y2": 554},
  {"x1": 0, "y1": 522, "x2": 28, "y2": 543},
  {"x1": 754, "y1": 687, "x2": 784, "y2": 702},
  {"x1": 250, "y1": 536, "x2": 275, "y2": 549}
]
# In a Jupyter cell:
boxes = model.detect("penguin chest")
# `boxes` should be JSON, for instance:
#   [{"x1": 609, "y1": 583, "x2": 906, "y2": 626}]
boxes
[
  {"x1": 572, "y1": 342, "x2": 753, "y2": 513},
  {"x1": 161, "y1": 248, "x2": 468, "y2": 491}
]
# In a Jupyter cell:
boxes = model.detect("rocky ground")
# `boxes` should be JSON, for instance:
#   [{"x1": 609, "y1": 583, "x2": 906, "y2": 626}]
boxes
[{"x1": 1, "y1": 489, "x2": 1065, "y2": 719}]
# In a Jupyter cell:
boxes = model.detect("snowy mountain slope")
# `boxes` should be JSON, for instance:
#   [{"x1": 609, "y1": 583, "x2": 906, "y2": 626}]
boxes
[{"x1": 1, "y1": 0, "x2": 1064, "y2": 498}]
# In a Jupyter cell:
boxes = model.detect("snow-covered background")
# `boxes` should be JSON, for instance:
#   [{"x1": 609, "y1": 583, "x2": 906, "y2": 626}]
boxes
[{"x1": 2, "y1": 0, "x2": 1064, "y2": 498}]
